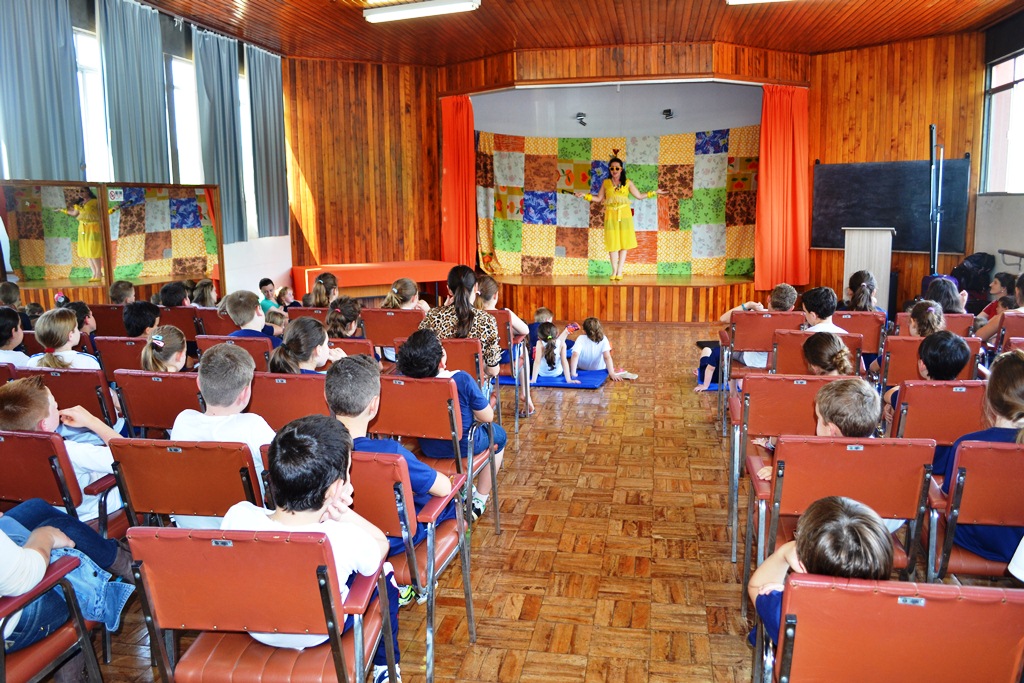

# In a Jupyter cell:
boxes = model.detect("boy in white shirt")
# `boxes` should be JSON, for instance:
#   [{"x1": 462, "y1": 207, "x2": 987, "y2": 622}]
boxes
[
  {"x1": 221, "y1": 414, "x2": 401, "y2": 683},
  {"x1": 169, "y1": 343, "x2": 276, "y2": 529},
  {"x1": 0, "y1": 307, "x2": 31, "y2": 367},
  {"x1": 801, "y1": 287, "x2": 848, "y2": 334},
  {"x1": 0, "y1": 376, "x2": 122, "y2": 521}
]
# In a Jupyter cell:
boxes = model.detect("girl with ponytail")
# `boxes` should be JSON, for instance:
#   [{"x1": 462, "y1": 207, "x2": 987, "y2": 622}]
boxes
[
  {"x1": 269, "y1": 317, "x2": 344, "y2": 374},
  {"x1": 141, "y1": 326, "x2": 188, "y2": 372},
  {"x1": 529, "y1": 321, "x2": 578, "y2": 384},
  {"x1": 382, "y1": 278, "x2": 429, "y2": 312},
  {"x1": 310, "y1": 273, "x2": 338, "y2": 308},
  {"x1": 802, "y1": 332, "x2": 854, "y2": 376},
  {"x1": 26, "y1": 308, "x2": 100, "y2": 370},
  {"x1": 842, "y1": 270, "x2": 881, "y2": 313},
  {"x1": 420, "y1": 265, "x2": 502, "y2": 377}
]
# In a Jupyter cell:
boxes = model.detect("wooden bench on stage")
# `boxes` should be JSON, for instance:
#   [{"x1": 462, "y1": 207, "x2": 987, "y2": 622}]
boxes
[{"x1": 291, "y1": 260, "x2": 459, "y2": 300}]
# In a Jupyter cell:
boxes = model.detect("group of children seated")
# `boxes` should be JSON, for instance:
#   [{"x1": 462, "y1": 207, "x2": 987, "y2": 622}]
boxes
[{"x1": 706, "y1": 268, "x2": 1024, "y2": 651}]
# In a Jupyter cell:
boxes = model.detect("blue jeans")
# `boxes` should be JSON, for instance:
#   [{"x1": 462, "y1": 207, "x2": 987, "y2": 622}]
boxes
[
  {"x1": 387, "y1": 500, "x2": 459, "y2": 556},
  {"x1": 4, "y1": 588, "x2": 68, "y2": 652},
  {"x1": 4, "y1": 499, "x2": 118, "y2": 569}
]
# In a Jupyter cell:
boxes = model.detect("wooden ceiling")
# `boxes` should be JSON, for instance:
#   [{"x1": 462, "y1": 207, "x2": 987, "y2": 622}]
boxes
[{"x1": 142, "y1": 0, "x2": 1023, "y2": 64}]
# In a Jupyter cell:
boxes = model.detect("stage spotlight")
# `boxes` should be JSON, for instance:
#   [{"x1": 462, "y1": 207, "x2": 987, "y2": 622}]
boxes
[
  {"x1": 576, "y1": 112, "x2": 587, "y2": 126},
  {"x1": 663, "y1": 109, "x2": 674, "y2": 120}
]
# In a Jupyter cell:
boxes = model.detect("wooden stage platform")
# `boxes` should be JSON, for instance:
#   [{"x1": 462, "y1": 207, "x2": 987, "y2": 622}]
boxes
[
  {"x1": 13, "y1": 275, "x2": 179, "y2": 308},
  {"x1": 496, "y1": 274, "x2": 756, "y2": 324}
]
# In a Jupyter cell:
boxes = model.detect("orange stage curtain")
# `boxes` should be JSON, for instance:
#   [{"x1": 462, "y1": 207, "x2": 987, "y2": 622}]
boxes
[
  {"x1": 440, "y1": 95, "x2": 476, "y2": 267},
  {"x1": 755, "y1": 85, "x2": 810, "y2": 291}
]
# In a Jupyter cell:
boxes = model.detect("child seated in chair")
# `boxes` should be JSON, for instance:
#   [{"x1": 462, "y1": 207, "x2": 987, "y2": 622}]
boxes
[
  {"x1": 326, "y1": 354, "x2": 455, "y2": 605},
  {"x1": 221, "y1": 414, "x2": 401, "y2": 683},
  {"x1": 0, "y1": 376, "x2": 123, "y2": 522},
  {"x1": 396, "y1": 328, "x2": 506, "y2": 522},
  {"x1": 169, "y1": 343, "x2": 275, "y2": 529},
  {"x1": 748, "y1": 495, "x2": 893, "y2": 646},
  {"x1": 123, "y1": 301, "x2": 161, "y2": 338},
  {"x1": 0, "y1": 306, "x2": 31, "y2": 367},
  {"x1": 219, "y1": 290, "x2": 282, "y2": 348},
  {"x1": 883, "y1": 330, "x2": 971, "y2": 432},
  {"x1": 800, "y1": 286, "x2": 847, "y2": 333}
]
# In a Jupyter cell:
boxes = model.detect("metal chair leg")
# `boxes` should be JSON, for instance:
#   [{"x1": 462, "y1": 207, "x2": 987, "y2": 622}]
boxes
[{"x1": 729, "y1": 424, "x2": 741, "y2": 562}]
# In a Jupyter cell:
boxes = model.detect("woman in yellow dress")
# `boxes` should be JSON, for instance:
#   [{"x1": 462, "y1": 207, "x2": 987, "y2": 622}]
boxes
[
  {"x1": 576, "y1": 157, "x2": 665, "y2": 280},
  {"x1": 62, "y1": 190, "x2": 107, "y2": 281}
]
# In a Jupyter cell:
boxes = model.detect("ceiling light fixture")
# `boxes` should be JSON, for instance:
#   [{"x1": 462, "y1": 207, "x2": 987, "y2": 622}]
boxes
[{"x1": 364, "y1": 0, "x2": 481, "y2": 23}]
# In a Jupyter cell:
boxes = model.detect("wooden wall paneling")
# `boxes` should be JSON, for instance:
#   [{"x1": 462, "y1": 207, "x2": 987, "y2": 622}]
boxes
[{"x1": 284, "y1": 58, "x2": 440, "y2": 268}]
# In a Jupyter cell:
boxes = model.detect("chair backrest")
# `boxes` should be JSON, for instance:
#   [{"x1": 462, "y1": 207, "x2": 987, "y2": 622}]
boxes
[
  {"x1": 891, "y1": 380, "x2": 988, "y2": 445},
  {"x1": 440, "y1": 338, "x2": 485, "y2": 384},
  {"x1": 196, "y1": 335, "x2": 271, "y2": 372},
  {"x1": 740, "y1": 374, "x2": 840, "y2": 439},
  {"x1": 248, "y1": 372, "x2": 330, "y2": 431},
  {"x1": 774, "y1": 574, "x2": 1024, "y2": 682},
  {"x1": 1009, "y1": 337, "x2": 1024, "y2": 352},
  {"x1": 110, "y1": 438, "x2": 261, "y2": 523},
  {"x1": 289, "y1": 307, "x2": 329, "y2": 324},
  {"x1": 881, "y1": 336, "x2": 980, "y2": 386},
  {"x1": 360, "y1": 308, "x2": 425, "y2": 348},
  {"x1": 21, "y1": 330, "x2": 44, "y2": 356},
  {"x1": 729, "y1": 311, "x2": 806, "y2": 353},
  {"x1": 998, "y1": 311, "x2": 1024, "y2": 353},
  {"x1": 369, "y1": 375, "x2": 462, "y2": 444},
  {"x1": 771, "y1": 329, "x2": 863, "y2": 376},
  {"x1": 329, "y1": 338, "x2": 375, "y2": 358},
  {"x1": 943, "y1": 441, "x2": 1024, "y2": 525},
  {"x1": 0, "y1": 430, "x2": 83, "y2": 514},
  {"x1": 0, "y1": 362, "x2": 16, "y2": 384},
  {"x1": 895, "y1": 311, "x2": 975, "y2": 337},
  {"x1": 350, "y1": 451, "x2": 418, "y2": 539},
  {"x1": 192, "y1": 306, "x2": 238, "y2": 336},
  {"x1": 94, "y1": 336, "x2": 146, "y2": 384},
  {"x1": 20, "y1": 367, "x2": 118, "y2": 426},
  {"x1": 833, "y1": 310, "x2": 886, "y2": 356},
  {"x1": 113, "y1": 369, "x2": 204, "y2": 432},
  {"x1": 90, "y1": 303, "x2": 127, "y2": 337},
  {"x1": 126, "y1": 528, "x2": 351, "y2": 636},
  {"x1": 769, "y1": 436, "x2": 935, "y2": 521},
  {"x1": 158, "y1": 306, "x2": 199, "y2": 341},
  {"x1": 487, "y1": 308, "x2": 516, "y2": 353}
]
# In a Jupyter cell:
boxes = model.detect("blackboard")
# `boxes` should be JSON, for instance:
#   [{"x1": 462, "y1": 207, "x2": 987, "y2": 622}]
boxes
[{"x1": 810, "y1": 159, "x2": 970, "y2": 253}]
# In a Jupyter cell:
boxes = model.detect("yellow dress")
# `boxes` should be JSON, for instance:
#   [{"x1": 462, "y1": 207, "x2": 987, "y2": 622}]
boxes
[
  {"x1": 74, "y1": 199, "x2": 104, "y2": 259},
  {"x1": 601, "y1": 179, "x2": 638, "y2": 252}
]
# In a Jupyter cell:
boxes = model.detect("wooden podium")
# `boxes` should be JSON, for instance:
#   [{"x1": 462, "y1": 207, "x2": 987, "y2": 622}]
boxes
[{"x1": 842, "y1": 227, "x2": 895, "y2": 308}]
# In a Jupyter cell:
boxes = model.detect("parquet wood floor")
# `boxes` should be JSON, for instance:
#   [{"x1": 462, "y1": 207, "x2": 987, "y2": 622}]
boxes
[{"x1": 91, "y1": 322, "x2": 753, "y2": 682}]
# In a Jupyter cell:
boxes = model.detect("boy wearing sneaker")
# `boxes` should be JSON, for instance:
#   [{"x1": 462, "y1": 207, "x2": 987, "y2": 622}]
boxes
[
  {"x1": 325, "y1": 355, "x2": 457, "y2": 604},
  {"x1": 396, "y1": 329, "x2": 506, "y2": 521}
]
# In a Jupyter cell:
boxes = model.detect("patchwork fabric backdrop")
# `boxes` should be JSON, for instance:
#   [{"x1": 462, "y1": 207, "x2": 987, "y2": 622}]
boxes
[
  {"x1": 476, "y1": 126, "x2": 759, "y2": 278},
  {"x1": 1, "y1": 185, "x2": 219, "y2": 281}
]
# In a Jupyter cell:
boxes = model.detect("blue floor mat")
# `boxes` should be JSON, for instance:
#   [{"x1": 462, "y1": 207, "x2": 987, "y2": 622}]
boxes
[{"x1": 497, "y1": 370, "x2": 609, "y2": 389}]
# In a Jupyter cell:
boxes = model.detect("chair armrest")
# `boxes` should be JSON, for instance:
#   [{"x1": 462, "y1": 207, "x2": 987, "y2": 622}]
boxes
[
  {"x1": 0, "y1": 556, "x2": 80, "y2": 618},
  {"x1": 927, "y1": 478, "x2": 948, "y2": 510},
  {"x1": 342, "y1": 563, "x2": 383, "y2": 616},
  {"x1": 744, "y1": 456, "x2": 771, "y2": 500},
  {"x1": 84, "y1": 473, "x2": 117, "y2": 496},
  {"x1": 417, "y1": 473, "x2": 468, "y2": 523}
]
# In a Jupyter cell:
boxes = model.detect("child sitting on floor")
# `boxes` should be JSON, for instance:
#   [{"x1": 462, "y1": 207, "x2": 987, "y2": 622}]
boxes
[
  {"x1": 570, "y1": 317, "x2": 637, "y2": 381},
  {"x1": 531, "y1": 321, "x2": 578, "y2": 384},
  {"x1": 397, "y1": 328, "x2": 506, "y2": 521},
  {"x1": 221, "y1": 414, "x2": 401, "y2": 683},
  {"x1": 748, "y1": 496, "x2": 893, "y2": 646}
]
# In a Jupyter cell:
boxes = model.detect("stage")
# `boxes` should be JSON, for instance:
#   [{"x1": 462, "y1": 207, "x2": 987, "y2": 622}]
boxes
[
  {"x1": 495, "y1": 274, "x2": 756, "y2": 324},
  {"x1": 14, "y1": 275, "x2": 188, "y2": 308}
]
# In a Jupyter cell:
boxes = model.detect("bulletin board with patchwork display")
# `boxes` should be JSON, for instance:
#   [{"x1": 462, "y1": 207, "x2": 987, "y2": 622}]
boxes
[
  {"x1": 476, "y1": 127, "x2": 759, "y2": 278},
  {"x1": 0, "y1": 181, "x2": 223, "y2": 283}
]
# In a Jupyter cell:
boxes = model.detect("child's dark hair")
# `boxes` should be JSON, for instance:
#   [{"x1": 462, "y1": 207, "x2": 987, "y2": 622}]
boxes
[
  {"x1": 608, "y1": 156, "x2": 627, "y2": 184},
  {"x1": 994, "y1": 272, "x2": 1017, "y2": 294},
  {"x1": 846, "y1": 271, "x2": 877, "y2": 311},
  {"x1": 446, "y1": 265, "x2": 478, "y2": 338},
  {"x1": 159, "y1": 281, "x2": 190, "y2": 308},
  {"x1": 396, "y1": 328, "x2": 443, "y2": 379},
  {"x1": 918, "y1": 330, "x2": 970, "y2": 381},
  {"x1": 802, "y1": 332, "x2": 853, "y2": 375},
  {"x1": 582, "y1": 317, "x2": 604, "y2": 343},
  {"x1": 801, "y1": 287, "x2": 838, "y2": 320},
  {"x1": 123, "y1": 301, "x2": 161, "y2": 337},
  {"x1": 325, "y1": 354, "x2": 380, "y2": 417},
  {"x1": 258, "y1": 278, "x2": 274, "y2": 291},
  {"x1": 997, "y1": 295, "x2": 1017, "y2": 311},
  {"x1": 537, "y1": 321, "x2": 558, "y2": 370},
  {"x1": 0, "y1": 307, "x2": 21, "y2": 347},
  {"x1": 909, "y1": 300, "x2": 945, "y2": 337},
  {"x1": 795, "y1": 496, "x2": 894, "y2": 580},
  {"x1": 109, "y1": 280, "x2": 135, "y2": 304},
  {"x1": 326, "y1": 296, "x2": 361, "y2": 338},
  {"x1": 0, "y1": 282, "x2": 21, "y2": 307},
  {"x1": 141, "y1": 325, "x2": 187, "y2": 372},
  {"x1": 382, "y1": 278, "x2": 418, "y2": 309},
  {"x1": 924, "y1": 278, "x2": 964, "y2": 314},
  {"x1": 24, "y1": 302, "x2": 44, "y2": 323},
  {"x1": 268, "y1": 415, "x2": 352, "y2": 512},
  {"x1": 270, "y1": 317, "x2": 328, "y2": 374},
  {"x1": 62, "y1": 301, "x2": 91, "y2": 332},
  {"x1": 311, "y1": 273, "x2": 338, "y2": 308}
]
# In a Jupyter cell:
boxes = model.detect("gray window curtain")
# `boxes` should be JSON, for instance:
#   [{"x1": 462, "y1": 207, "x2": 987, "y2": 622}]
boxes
[
  {"x1": 0, "y1": 0, "x2": 85, "y2": 180},
  {"x1": 245, "y1": 45, "x2": 288, "y2": 238},
  {"x1": 98, "y1": 0, "x2": 170, "y2": 182},
  {"x1": 193, "y1": 28, "x2": 245, "y2": 244}
]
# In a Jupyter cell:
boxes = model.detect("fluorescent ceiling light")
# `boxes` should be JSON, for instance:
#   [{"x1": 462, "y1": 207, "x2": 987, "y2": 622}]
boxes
[
  {"x1": 725, "y1": 0, "x2": 791, "y2": 4},
  {"x1": 364, "y1": 0, "x2": 481, "y2": 23}
]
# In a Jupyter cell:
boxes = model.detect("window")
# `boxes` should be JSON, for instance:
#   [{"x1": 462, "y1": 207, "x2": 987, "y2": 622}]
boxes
[
  {"x1": 238, "y1": 72, "x2": 259, "y2": 240},
  {"x1": 984, "y1": 52, "x2": 1024, "y2": 193},
  {"x1": 166, "y1": 56, "x2": 203, "y2": 184},
  {"x1": 73, "y1": 29, "x2": 112, "y2": 182}
]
